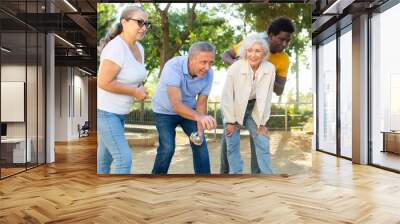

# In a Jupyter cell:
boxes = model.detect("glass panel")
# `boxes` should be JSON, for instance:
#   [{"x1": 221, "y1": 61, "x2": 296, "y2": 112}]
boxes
[
  {"x1": 318, "y1": 37, "x2": 337, "y2": 154},
  {"x1": 0, "y1": 3, "x2": 27, "y2": 177},
  {"x1": 340, "y1": 29, "x2": 352, "y2": 158},
  {"x1": 0, "y1": 0, "x2": 46, "y2": 178},
  {"x1": 27, "y1": 31, "x2": 38, "y2": 169},
  {"x1": 38, "y1": 32, "x2": 45, "y2": 165},
  {"x1": 26, "y1": 0, "x2": 40, "y2": 169},
  {"x1": 371, "y1": 4, "x2": 400, "y2": 171}
]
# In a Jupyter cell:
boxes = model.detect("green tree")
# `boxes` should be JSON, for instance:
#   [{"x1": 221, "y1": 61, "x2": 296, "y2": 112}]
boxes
[
  {"x1": 97, "y1": 4, "x2": 117, "y2": 42},
  {"x1": 237, "y1": 3, "x2": 311, "y2": 54},
  {"x1": 96, "y1": 3, "x2": 241, "y2": 96},
  {"x1": 97, "y1": 4, "x2": 117, "y2": 71},
  {"x1": 141, "y1": 3, "x2": 239, "y2": 81}
]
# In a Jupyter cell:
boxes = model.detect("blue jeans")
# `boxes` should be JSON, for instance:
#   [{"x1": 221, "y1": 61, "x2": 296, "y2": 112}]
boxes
[
  {"x1": 220, "y1": 134, "x2": 260, "y2": 173},
  {"x1": 97, "y1": 109, "x2": 132, "y2": 174},
  {"x1": 224, "y1": 103, "x2": 273, "y2": 174},
  {"x1": 152, "y1": 113, "x2": 211, "y2": 175},
  {"x1": 220, "y1": 101, "x2": 260, "y2": 174}
]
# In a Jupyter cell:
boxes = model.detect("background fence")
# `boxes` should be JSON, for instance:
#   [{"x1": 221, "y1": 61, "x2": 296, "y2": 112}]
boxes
[{"x1": 126, "y1": 100, "x2": 313, "y2": 131}]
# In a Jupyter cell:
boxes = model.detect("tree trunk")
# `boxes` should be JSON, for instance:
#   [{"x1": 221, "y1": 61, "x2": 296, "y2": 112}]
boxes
[
  {"x1": 295, "y1": 49, "x2": 300, "y2": 112},
  {"x1": 158, "y1": 10, "x2": 170, "y2": 79},
  {"x1": 156, "y1": 3, "x2": 197, "y2": 79}
]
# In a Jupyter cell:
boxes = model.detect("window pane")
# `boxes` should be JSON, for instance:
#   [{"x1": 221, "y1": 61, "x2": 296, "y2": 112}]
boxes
[
  {"x1": 1, "y1": 3, "x2": 28, "y2": 177},
  {"x1": 340, "y1": 29, "x2": 352, "y2": 158},
  {"x1": 38, "y1": 32, "x2": 45, "y2": 165},
  {"x1": 371, "y1": 4, "x2": 400, "y2": 171},
  {"x1": 318, "y1": 37, "x2": 337, "y2": 154},
  {"x1": 27, "y1": 31, "x2": 38, "y2": 169}
]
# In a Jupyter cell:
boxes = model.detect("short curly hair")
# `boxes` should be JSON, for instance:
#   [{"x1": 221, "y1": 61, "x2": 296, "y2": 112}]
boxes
[{"x1": 267, "y1": 16, "x2": 295, "y2": 36}]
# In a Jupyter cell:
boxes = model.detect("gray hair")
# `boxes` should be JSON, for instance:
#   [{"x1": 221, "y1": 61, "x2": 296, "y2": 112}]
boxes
[
  {"x1": 237, "y1": 33, "x2": 269, "y2": 59},
  {"x1": 98, "y1": 5, "x2": 147, "y2": 54},
  {"x1": 188, "y1": 41, "x2": 216, "y2": 58}
]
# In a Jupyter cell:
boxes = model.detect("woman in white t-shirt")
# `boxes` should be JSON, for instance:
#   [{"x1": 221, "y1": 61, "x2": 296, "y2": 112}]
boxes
[{"x1": 97, "y1": 6, "x2": 151, "y2": 174}]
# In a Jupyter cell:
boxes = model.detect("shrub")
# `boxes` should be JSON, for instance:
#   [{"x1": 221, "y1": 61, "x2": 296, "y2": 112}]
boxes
[{"x1": 126, "y1": 102, "x2": 313, "y2": 130}]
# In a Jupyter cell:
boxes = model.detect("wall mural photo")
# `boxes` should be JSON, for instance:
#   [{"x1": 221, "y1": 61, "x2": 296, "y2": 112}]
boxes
[{"x1": 96, "y1": 2, "x2": 312, "y2": 175}]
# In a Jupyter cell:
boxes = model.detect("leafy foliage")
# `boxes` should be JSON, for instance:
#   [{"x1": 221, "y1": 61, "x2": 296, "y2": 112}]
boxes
[
  {"x1": 238, "y1": 3, "x2": 312, "y2": 57},
  {"x1": 141, "y1": 3, "x2": 239, "y2": 84},
  {"x1": 97, "y1": 4, "x2": 117, "y2": 42}
]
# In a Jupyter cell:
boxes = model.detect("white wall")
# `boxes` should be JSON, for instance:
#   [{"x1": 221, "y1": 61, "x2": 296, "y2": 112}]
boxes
[
  {"x1": 54, "y1": 67, "x2": 89, "y2": 141},
  {"x1": 1, "y1": 65, "x2": 25, "y2": 146},
  {"x1": 1, "y1": 65, "x2": 29, "y2": 138},
  {"x1": 71, "y1": 72, "x2": 89, "y2": 138},
  {"x1": 55, "y1": 66, "x2": 69, "y2": 141}
]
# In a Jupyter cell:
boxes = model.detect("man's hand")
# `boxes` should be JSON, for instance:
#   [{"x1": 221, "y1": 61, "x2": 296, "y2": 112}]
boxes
[
  {"x1": 256, "y1": 126, "x2": 270, "y2": 137},
  {"x1": 197, "y1": 115, "x2": 217, "y2": 130},
  {"x1": 225, "y1": 123, "x2": 238, "y2": 137}
]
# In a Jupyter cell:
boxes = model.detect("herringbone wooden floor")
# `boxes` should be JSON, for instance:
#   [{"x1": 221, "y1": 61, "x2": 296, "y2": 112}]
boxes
[{"x1": 0, "y1": 135, "x2": 399, "y2": 223}]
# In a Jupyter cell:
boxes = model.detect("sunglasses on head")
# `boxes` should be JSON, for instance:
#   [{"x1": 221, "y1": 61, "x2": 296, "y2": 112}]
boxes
[{"x1": 126, "y1": 18, "x2": 151, "y2": 29}]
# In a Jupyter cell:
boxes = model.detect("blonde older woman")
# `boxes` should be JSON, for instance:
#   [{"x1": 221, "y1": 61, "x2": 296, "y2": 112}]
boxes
[{"x1": 221, "y1": 34, "x2": 275, "y2": 174}]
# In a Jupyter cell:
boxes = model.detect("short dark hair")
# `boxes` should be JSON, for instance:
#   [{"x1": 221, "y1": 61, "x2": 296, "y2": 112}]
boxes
[{"x1": 267, "y1": 16, "x2": 295, "y2": 36}]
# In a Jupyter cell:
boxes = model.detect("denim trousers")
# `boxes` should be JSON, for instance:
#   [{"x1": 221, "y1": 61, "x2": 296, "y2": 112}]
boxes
[
  {"x1": 152, "y1": 112, "x2": 211, "y2": 175},
  {"x1": 223, "y1": 102, "x2": 273, "y2": 174},
  {"x1": 97, "y1": 109, "x2": 132, "y2": 174},
  {"x1": 220, "y1": 100, "x2": 261, "y2": 174}
]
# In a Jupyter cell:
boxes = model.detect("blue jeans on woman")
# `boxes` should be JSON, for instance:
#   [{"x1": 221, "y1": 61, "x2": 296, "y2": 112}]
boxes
[
  {"x1": 220, "y1": 100, "x2": 260, "y2": 174},
  {"x1": 152, "y1": 113, "x2": 211, "y2": 175},
  {"x1": 224, "y1": 102, "x2": 273, "y2": 174},
  {"x1": 97, "y1": 109, "x2": 132, "y2": 174}
]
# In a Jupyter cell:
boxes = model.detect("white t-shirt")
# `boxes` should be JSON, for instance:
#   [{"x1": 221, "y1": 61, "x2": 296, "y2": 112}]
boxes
[{"x1": 97, "y1": 35, "x2": 146, "y2": 115}]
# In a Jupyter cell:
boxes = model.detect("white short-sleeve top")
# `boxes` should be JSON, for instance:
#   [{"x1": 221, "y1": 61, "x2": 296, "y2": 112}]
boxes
[{"x1": 97, "y1": 35, "x2": 146, "y2": 115}]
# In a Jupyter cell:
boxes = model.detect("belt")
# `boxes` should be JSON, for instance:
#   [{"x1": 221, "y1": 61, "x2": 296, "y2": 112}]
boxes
[{"x1": 248, "y1": 99, "x2": 256, "y2": 104}]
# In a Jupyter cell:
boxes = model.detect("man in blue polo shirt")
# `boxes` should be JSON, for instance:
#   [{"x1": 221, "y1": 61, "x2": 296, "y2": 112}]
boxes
[{"x1": 152, "y1": 41, "x2": 217, "y2": 175}]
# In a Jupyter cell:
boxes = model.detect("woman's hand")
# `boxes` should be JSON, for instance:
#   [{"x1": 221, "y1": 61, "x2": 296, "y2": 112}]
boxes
[
  {"x1": 225, "y1": 123, "x2": 237, "y2": 137},
  {"x1": 256, "y1": 126, "x2": 270, "y2": 137},
  {"x1": 132, "y1": 85, "x2": 148, "y2": 100}
]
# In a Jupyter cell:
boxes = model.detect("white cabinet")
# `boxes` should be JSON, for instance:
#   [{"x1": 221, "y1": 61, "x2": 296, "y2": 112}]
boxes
[{"x1": 1, "y1": 138, "x2": 31, "y2": 163}]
